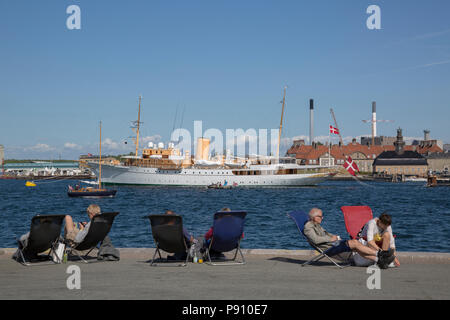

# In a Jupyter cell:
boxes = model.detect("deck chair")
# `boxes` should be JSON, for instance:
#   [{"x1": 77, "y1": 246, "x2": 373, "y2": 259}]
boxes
[
  {"x1": 15, "y1": 214, "x2": 66, "y2": 266},
  {"x1": 340, "y1": 206, "x2": 373, "y2": 239},
  {"x1": 287, "y1": 211, "x2": 348, "y2": 269},
  {"x1": 66, "y1": 212, "x2": 119, "y2": 263},
  {"x1": 148, "y1": 214, "x2": 190, "y2": 267},
  {"x1": 205, "y1": 211, "x2": 246, "y2": 266}
]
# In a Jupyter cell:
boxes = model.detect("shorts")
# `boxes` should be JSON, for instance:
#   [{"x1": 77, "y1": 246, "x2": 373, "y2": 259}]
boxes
[
  {"x1": 325, "y1": 239, "x2": 351, "y2": 257},
  {"x1": 65, "y1": 224, "x2": 80, "y2": 245},
  {"x1": 352, "y1": 252, "x2": 376, "y2": 267}
]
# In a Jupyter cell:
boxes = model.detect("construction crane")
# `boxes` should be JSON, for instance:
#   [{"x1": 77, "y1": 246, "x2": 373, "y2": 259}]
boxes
[{"x1": 362, "y1": 102, "x2": 394, "y2": 145}]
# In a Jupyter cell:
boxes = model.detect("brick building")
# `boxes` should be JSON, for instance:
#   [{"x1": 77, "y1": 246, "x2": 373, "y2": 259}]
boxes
[
  {"x1": 287, "y1": 133, "x2": 442, "y2": 174},
  {"x1": 373, "y1": 129, "x2": 428, "y2": 177}
]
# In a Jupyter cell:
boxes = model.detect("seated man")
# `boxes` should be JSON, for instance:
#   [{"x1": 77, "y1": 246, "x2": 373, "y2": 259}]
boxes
[
  {"x1": 64, "y1": 204, "x2": 101, "y2": 245},
  {"x1": 165, "y1": 210, "x2": 194, "y2": 260},
  {"x1": 353, "y1": 212, "x2": 400, "y2": 268},
  {"x1": 203, "y1": 207, "x2": 243, "y2": 258},
  {"x1": 303, "y1": 208, "x2": 395, "y2": 269}
]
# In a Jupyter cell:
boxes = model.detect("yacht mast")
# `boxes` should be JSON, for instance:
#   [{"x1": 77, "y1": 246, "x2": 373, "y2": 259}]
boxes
[
  {"x1": 277, "y1": 86, "x2": 287, "y2": 159},
  {"x1": 99, "y1": 121, "x2": 102, "y2": 189},
  {"x1": 135, "y1": 96, "x2": 142, "y2": 157}
]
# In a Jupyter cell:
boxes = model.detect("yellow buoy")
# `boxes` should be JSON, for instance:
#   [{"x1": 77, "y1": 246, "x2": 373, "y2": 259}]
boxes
[{"x1": 25, "y1": 181, "x2": 36, "y2": 187}]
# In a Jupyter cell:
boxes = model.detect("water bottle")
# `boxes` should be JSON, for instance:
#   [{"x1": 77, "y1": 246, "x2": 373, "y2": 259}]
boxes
[
  {"x1": 63, "y1": 251, "x2": 68, "y2": 264},
  {"x1": 192, "y1": 239, "x2": 198, "y2": 263}
]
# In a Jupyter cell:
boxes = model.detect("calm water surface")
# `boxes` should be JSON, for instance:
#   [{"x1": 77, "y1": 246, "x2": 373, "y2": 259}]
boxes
[{"x1": 0, "y1": 179, "x2": 449, "y2": 252}]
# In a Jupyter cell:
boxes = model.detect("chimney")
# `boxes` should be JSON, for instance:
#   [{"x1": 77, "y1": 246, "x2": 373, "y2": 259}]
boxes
[
  {"x1": 372, "y1": 101, "x2": 377, "y2": 144},
  {"x1": 424, "y1": 130, "x2": 430, "y2": 141},
  {"x1": 309, "y1": 99, "x2": 314, "y2": 145},
  {"x1": 394, "y1": 128, "x2": 405, "y2": 155}
]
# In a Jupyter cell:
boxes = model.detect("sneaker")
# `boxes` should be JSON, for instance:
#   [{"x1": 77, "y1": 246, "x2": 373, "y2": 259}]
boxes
[
  {"x1": 377, "y1": 248, "x2": 394, "y2": 259},
  {"x1": 377, "y1": 254, "x2": 396, "y2": 269}
]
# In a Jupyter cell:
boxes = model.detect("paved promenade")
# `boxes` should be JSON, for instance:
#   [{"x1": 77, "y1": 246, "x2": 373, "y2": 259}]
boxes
[{"x1": 0, "y1": 248, "x2": 449, "y2": 300}]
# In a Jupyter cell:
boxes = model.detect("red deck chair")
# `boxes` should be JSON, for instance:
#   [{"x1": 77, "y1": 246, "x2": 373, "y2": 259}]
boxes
[{"x1": 340, "y1": 206, "x2": 373, "y2": 240}]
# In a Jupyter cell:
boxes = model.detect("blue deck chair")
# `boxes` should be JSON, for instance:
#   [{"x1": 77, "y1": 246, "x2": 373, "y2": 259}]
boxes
[
  {"x1": 287, "y1": 211, "x2": 349, "y2": 269},
  {"x1": 205, "y1": 211, "x2": 246, "y2": 266}
]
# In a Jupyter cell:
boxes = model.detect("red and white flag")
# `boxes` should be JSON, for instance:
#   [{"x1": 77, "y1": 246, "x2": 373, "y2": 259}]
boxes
[
  {"x1": 343, "y1": 156, "x2": 359, "y2": 176},
  {"x1": 329, "y1": 125, "x2": 339, "y2": 135}
]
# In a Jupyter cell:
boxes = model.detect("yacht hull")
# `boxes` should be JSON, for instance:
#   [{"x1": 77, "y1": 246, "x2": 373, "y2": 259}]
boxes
[{"x1": 88, "y1": 163, "x2": 331, "y2": 187}]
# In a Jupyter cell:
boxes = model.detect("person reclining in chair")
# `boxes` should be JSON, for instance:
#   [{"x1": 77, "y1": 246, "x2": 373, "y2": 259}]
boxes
[
  {"x1": 165, "y1": 210, "x2": 194, "y2": 260},
  {"x1": 304, "y1": 208, "x2": 395, "y2": 269},
  {"x1": 202, "y1": 207, "x2": 245, "y2": 259},
  {"x1": 64, "y1": 204, "x2": 101, "y2": 245}
]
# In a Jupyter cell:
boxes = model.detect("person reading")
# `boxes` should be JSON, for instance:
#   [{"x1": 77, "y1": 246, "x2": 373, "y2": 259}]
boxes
[{"x1": 64, "y1": 204, "x2": 101, "y2": 245}]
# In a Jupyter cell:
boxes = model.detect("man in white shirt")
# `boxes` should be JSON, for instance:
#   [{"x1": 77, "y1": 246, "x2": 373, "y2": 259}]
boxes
[{"x1": 353, "y1": 212, "x2": 400, "y2": 268}]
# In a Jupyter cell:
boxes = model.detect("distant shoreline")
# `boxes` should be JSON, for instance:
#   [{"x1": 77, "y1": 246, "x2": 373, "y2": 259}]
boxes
[{"x1": 4, "y1": 159, "x2": 77, "y2": 163}]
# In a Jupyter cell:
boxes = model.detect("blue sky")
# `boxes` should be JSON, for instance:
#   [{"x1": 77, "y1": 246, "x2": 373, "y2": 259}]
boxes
[{"x1": 1, "y1": 0, "x2": 449, "y2": 159}]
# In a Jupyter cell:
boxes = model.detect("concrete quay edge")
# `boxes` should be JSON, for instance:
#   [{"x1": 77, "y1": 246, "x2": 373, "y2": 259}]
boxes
[{"x1": 1, "y1": 247, "x2": 449, "y2": 264}]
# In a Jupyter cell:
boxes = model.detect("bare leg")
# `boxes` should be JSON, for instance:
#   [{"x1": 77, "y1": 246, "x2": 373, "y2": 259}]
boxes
[
  {"x1": 347, "y1": 240, "x2": 378, "y2": 257},
  {"x1": 381, "y1": 233, "x2": 400, "y2": 266},
  {"x1": 381, "y1": 232, "x2": 390, "y2": 251},
  {"x1": 64, "y1": 215, "x2": 75, "y2": 235}
]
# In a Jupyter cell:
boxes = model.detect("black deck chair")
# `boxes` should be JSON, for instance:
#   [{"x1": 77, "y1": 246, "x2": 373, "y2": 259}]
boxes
[
  {"x1": 205, "y1": 211, "x2": 247, "y2": 266},
  {"x1": 66, "y1": 212, "x2": 119, "y2": 263},
  {"x1": 147, "y1": 214, "x2": 190, "y2": 267},
  {"x1": 16, "y1": 214, "x2": 66, "y2": 266}
]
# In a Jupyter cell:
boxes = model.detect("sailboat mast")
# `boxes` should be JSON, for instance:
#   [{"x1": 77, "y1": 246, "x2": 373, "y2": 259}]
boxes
[
  {"x1": 99, "y1": 121, "x2": 102, "y2": 189},
  {"x1": 135, "y1": 96, "x2": 141, "y2": 157},
  {"x1": 277, "y1": 86, "x2": 287, "y2": 159}
]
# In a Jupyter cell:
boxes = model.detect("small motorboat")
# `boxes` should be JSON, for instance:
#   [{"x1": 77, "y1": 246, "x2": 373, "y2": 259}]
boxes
[
  {"x1": 207, "y1": 183, "x2": 234, "y2": 189},
  {"x1": 68, "y1": 186, "x2": 117, "y2": 198}
]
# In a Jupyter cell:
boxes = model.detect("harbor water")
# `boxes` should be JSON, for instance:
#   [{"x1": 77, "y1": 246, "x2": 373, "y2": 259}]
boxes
[{"x1": 0, "y1": 179, "x2": 449, "y2": 252}]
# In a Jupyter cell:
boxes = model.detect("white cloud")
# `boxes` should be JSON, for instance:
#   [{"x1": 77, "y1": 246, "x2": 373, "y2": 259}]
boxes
[
  {"x1": 102, "y1": 138, "x2": 122, "y2": 151},
  {"x1": 141, "y1": 135, "x2": 162, "y2": 145},
  {"x1": 64, "y1": 142, "x2": 82, "y2": 150},
  {"x1": 26, "y1": 143, "x2": 55, "y2": 152}
]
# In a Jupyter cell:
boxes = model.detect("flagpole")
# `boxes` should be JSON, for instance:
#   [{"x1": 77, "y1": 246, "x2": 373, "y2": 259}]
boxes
[{"x1": 329, "y1": 126, "x2": 332, "y2": 166}]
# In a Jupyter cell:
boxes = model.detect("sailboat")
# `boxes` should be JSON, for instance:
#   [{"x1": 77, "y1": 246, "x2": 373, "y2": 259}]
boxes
[{"x1": 68, "y1": 121, "x2": 117, "y2": 198}]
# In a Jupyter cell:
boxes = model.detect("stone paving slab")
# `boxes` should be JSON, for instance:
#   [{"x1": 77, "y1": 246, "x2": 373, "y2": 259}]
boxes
[{"x1": 1, "y1": 248, "x2": 449, "y2": 300}]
